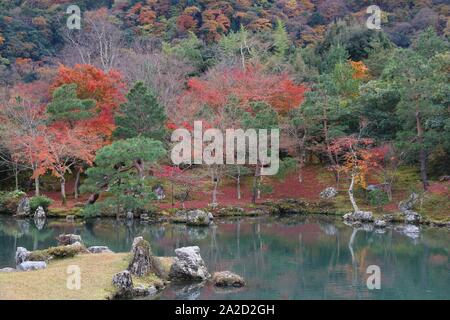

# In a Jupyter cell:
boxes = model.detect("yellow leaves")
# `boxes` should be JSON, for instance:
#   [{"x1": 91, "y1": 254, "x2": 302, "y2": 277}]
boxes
[
  {"x1": 32, "y1": 16, "x2": 47, "y2": 27},
  {"x1": 350, "y1": 60, "x2": 369, "y2": 79},
  {"x1": 248, "y1": 18, "x2": 272, "y2": 31},
  {"x1": 0, "y1": 34, "x2": 4, "y2": 46}
]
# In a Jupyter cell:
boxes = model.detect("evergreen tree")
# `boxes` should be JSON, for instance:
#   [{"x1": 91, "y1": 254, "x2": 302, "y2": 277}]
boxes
[{"x1": 114, "y1": 82, "x2": 167, "y2": 141}]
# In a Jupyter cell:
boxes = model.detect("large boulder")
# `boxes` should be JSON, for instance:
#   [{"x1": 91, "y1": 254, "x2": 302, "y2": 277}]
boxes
[
  {"x1": 399, "y1": 193, "x2": 419, "y2": 212},
  {"x1": 57, "y1": 234, "x2": 82, "y2": 246},
  {"x1": 212, "y1": 271, "x2": 246, "y2": 287},
  {"x1": 320, "y1": 187, "x2": 338, "y2": 199},
  {"x1": 112, "y1": 270, "x2": 134, "y2": 298},
  {"x1": 17, "y1": 261, "x2": 47, "y2": 271},
  {"x1": 343, "y1": 211, "x2": 374, "y2": 222},
  {"x1": 172, "y1": 210, "x2": 214, "y2": 226},
  {"x1": 88, "y1": 246, "x2": 113, "y2": 254},
  {"x1": 16, "y1": 197, "x2": 30, "y2": 217},
  {"x1": 169, "y1": 246, "x2": 210, "y2": 282},
  {"x1": 34, "y1": 206, "x2": 46, "y2": 219},
  {"x1": 15, "y1": 247, "x2": 30, "y2": 266},
  {"x1": 128, "y1": 237, "x2": 164, "y2": 278}
]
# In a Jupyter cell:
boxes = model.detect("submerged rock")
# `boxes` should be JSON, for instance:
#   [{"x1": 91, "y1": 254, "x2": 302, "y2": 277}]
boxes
[
  {"x1": 15, "y1": 247, "x2": 30, "y2": 266},
  {"x1": 112, "y1": 270, "x2": 134, "y2": 298},
  {"x1": 212, "y1": 271, "x2": 246, "y2": 287},
  {"x1": 320, "y1": 187, "x2": 338, "y2": 199},
  {"x1": 16, "y1": 197, "x2": 30, "y2": 217},
  {"x1": 128, "y1": 237, "x2": 164, "y2": 278},
  {"x1": 169, "y1": 246, "x2": 210, "y2": 282},
  {"x1": 17, "y1": 261, "x2": 47, "y2": 271},
  {"x1": 34, "y1": 206, "x2": 46, "y2": 219},
  {"x1": 57, "y1": 234, "x2": 82, "y2": 246},
  {"x1": 88, "y1": 246, "x2": 113, "y2": 254}
]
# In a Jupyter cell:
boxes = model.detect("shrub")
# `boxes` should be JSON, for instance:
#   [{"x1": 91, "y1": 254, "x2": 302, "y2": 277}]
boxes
[
  {"x1": 0, "y1": 190, "x2": 26, "y2": 214},
  {"x1": 368, "y1": 189, "x2": 389, "y2": 209},
  {"x1": 29, "y1": 195, "x2": 53, "y2": 212}
]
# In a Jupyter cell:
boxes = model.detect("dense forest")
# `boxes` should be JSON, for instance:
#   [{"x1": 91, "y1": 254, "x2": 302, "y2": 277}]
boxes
[{"x1": 0, "y1": 0, "x2": 449, "y2": 220}]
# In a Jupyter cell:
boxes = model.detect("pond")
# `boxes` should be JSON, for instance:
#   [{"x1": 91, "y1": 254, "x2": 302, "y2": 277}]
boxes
[{"x1": 0, "y1": 215, "x2": 448, "y2": 300}]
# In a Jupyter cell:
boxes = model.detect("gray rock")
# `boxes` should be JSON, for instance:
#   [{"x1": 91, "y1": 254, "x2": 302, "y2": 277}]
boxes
[
  {"x1": 126, "y1": 211, "x2": 134, "y2": 220},
  {"x1": 140, "y1": 214, "x2": 150, "y2": 221},
  {"x1": 16, "y1": 197, "x2": 30, "y2": 216},
  {"x1": 212, "y1": 271, "x2": 246, "y2": 287},
  {"x1": 399, "y1": 193, "x2": 419, "y2": 212},
  {"x1": 343, "y1": 211, "x2": 373, "y2": 222},
  {"x1": 397, "y1": 224, "x2": 420, "y2": 239},
  {"x1": 174, "y1": 282, "x2": 205, "y2": 300},
  {"x1": 169, "y1": 246, "x2": 210, "y2": 281},
  {"x1": 17, "y1": 261, "x2": 47, "y2": 271},
  {"x1": 132, "y1": 284, "x2": 158, "y2": 297},
  {"x1": 88, "y1": 246, "x2": 113, "y2": 254},
  {"x1": 404, "y1": 210, "x2": 421, "y2": 224},
  {"x1": 66, "y1": 215, "x2": 75, "y2": 221},
  {"x1": 112, "y1": 270, "x2": 133, "y2": 298},
  {"x1": 34, "y1": 206, "x2": 46, "y2": 219},
  {"x1": 374, "y1": 220, "x2": 387, "y2": 228},
  {"x1": 57, "y1": 234, "x2": 82, "y2": 246},
  {"x1": 0, "y1": 267, "x2": 17, "y2": 273},
  {"x1": 320, "y1": 187, "x2": 338, "y2": 199},
  {"x1": 128, "y1": 237, "x2": 164, "y2": 278},
  {"x1": 172, "y1": 210, "x2": 213, "y2": 226},
  {"x1": 15, "y1": 247, "x2": 30, "y2": 266}
]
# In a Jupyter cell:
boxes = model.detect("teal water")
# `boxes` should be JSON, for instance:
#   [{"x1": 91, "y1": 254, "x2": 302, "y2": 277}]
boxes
[{"x1": 0, "y1": 215, "x2": 448, "y2": 300}]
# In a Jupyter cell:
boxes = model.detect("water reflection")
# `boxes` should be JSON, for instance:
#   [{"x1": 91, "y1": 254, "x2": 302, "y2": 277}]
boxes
[{"x1": 0, "y1": 215, "x2": 448, "y2": 300}]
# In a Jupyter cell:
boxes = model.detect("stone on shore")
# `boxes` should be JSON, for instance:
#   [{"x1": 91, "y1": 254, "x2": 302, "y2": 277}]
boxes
[
  {"x1": 112, "y1": 270, "x2": 134, "y2": 298},
  {"x1": 374, "y1": 220, "x2": 387, "y2": 228},
  {"x1": 212, "y1": 271, "x2": 246, "y2": 287},
  {"x1": 404, "y1": 210, "x2": 421, "y2": 224},
  {"x1": 320, "y1": 187, "x2": 338, "y2": 199},
  {"x1": 34, "y1": 206, "x2": 46, "y2": 219},
  {"x1": 16, "y1": 197, "x2": 30, "y2": 217},
  {"x1": 169, "y1": 246, "x2": 210, "y2": 281},
  {"x1": 15, "y1": 247, "x2": 30, "y2": 266},
  {"x1": 128, "y1": 237, "x2": 164, "y2": 278},
  {"x1": 172, "y1": 210, "x2": 214, "y2": 226},
  {"x1": 88, "y1": 246, "x2": 113, "y2": 254},
  {"x1": 343, "y1": 211, "x2": 374, "y2": 222},
  {"x1": 17, "y1": 261, "x2": 47, "y2": 271}
]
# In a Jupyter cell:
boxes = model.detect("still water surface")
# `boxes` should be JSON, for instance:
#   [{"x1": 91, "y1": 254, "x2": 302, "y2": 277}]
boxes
[{"x1": 0, "y1": 215, "x2": 448, "y2": 299}]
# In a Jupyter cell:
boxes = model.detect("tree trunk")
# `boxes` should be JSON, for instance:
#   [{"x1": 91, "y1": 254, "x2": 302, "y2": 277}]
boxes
[
  {"x1": 236, "y1": 166, "x2": 241, "y2": 200},
  {"x1": 34, "y1": 176, "x2": 40, "y2": 196},
  {"x1": 74, "y1": 167, "x2": 81, "y2": 199},
  {"x1": 348, "y1": 173, "x2": 359, "y2": 213},
  {"x1": 86, "y1": 193, "x2": 99, "y2": 205},
  {"x1": 134, "y1": 159, "x2": 145, "y2": 179},
  {"x1": 13, "y1": 163, "x2": 19, "y2": 191},
  {"x1": 416, "y1": 110, "x2": 429, "y2": 190},
  {"x1": 212, "y1": 171, "x2": 218, "y2": 207},
  {"x1": 60, "y1": 177, "x2": 67, "y2": 206}
]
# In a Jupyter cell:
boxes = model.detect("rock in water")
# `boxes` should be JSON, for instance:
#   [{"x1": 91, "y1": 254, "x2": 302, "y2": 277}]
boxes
[
  {"x1": 399, "y1": 193, "x2": 419, "y2": 212},
  {"x1": 15, "y1": 247, "x2": 30, "y2": 266},
  {"x1": 320, "y1": 187, "x2": 338, "y2": 199},
  {"x1": 88, "y1": 246, "x2": 113, "y2": 254},
  {"x1": 343, "y1": 211, "x2": 373, "y2": 222},
  {"x1": 57, "y1": 234, "x2": 82, "y2": 246},
  {"x1": 172, "y1": 210, "x2": 213, "y2": 226},
  {"x1": 404, "y1": 210, "x2": 421, "y2": 224},
  {"x1": 16, "y1": 197, "x2": 30, "y2": 216},
  {"x1": 34, "y1": 206, "x2": 46, "y2": 219},
  {"x1": 112, "y1": 270, "x2": 133, "y2": 298},
  {"x1": 169, "y1": 246, "x2": 210, "y2": 281},
  {"x1": 212, "y1": 271, "x2": 246, "y2": 287},
  {"x1": 374, "y1": 220, "x2": 387, "y2": 228},
  {"x1": 128, "y1": 237, "x2": 164, "y2": 278},
  {"x1": 17, "y1": 261, "x2": 47, "y2": 271}
]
